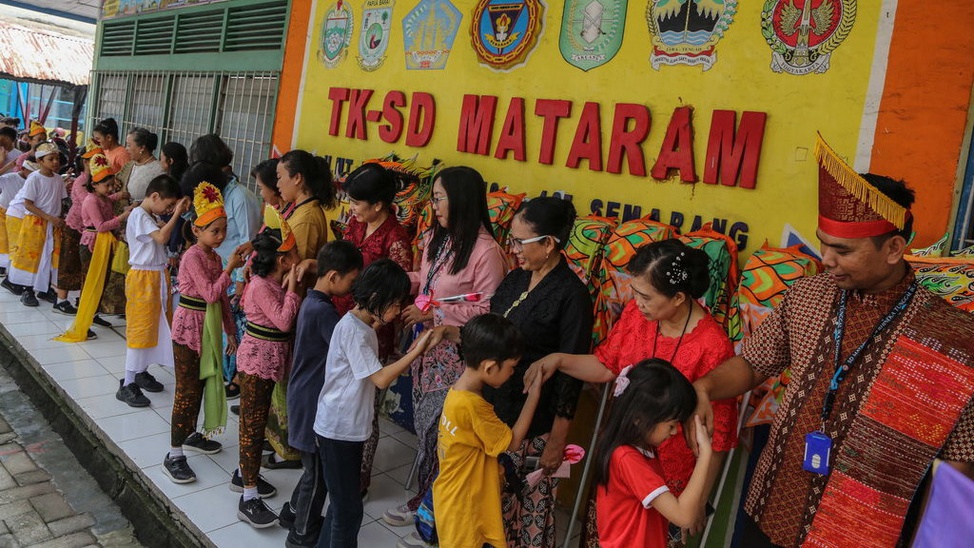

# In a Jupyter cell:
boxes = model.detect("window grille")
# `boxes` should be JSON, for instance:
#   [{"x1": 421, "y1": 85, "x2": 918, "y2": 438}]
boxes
[{"x1": 88, "y1": 70, "x2": 279, "y2": 192}]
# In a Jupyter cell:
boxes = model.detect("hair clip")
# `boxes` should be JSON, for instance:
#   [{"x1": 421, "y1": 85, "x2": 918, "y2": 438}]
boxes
[
  {"x1": 613, "y1": 364, "x2": 635, "y2": 397},
  {"x1": 665, "y1": 251, "x2": 688, "y2": 285}
]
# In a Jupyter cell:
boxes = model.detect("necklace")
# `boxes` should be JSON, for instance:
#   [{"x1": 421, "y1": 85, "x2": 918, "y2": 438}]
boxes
[{"x1": 652, "y1": 302, "x2": 693, "y2": 363}]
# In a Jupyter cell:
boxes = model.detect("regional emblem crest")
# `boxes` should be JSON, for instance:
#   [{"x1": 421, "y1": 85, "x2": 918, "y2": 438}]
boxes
[
  {"x1": 761, "y1": 0, "x2": 856, "y2": 75},
  {"x1": 471, "y1": 0, "x2": 546, "y2": 72},
  {"x1": 358, "y1": 0, "x2": 395, "y2": 71},
  {"x1": 646, "y1": 0, "x2": 737, "y2": 71},
  {"x1": 318, "y1": 1, "x2": 354, "y2": 68},
  {"x1": 403, "y1": 0, "x2": 463, "y2": 70},
  {"x1": 559, "y1": 0, "x2": 627, "y2": 72}
]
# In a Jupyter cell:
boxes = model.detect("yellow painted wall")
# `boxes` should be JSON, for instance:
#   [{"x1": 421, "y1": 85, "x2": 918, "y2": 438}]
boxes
[{"x1": 293, "y1": 1, "x2": 883, "y2": 254}]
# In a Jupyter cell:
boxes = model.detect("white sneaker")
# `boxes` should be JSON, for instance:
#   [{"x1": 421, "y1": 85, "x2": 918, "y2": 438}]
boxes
[
  {"x1": 383, "y1": 504, "x2": 415, "y2": 527},
  {"x1": 396, "y1": 532, "x2": 432, "y2": 548}
]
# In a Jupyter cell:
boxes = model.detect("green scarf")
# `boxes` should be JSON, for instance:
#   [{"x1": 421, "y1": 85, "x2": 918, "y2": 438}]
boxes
[{"x1": 201, "y1": 301, "x2": 227, "y2": 435}]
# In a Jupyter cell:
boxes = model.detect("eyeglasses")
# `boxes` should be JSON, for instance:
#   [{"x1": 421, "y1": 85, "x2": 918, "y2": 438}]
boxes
[
  {"x1": 507, "y1": 235, "x2": 560, "y2": 252},
  {"x1": 429, "y1": 196, "x2": 448, "y2": 206}
]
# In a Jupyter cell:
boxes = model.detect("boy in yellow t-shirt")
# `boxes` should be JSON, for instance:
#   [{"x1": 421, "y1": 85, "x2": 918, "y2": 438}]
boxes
[{"x1": 431, "y1": 313, "x2": 542, "y2": 548}]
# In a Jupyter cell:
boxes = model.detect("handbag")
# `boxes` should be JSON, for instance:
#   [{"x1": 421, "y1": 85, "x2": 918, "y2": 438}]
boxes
[{"x1": 111, "y1": 241, "x2": 131, "y2": 275}]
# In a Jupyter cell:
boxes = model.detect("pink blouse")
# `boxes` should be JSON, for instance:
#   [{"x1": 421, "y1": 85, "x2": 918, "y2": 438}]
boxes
[
  {"x1": 79, "y1": 193, "x2": 125, "y2": 250},
  {"x1": 171, "y1": 245, "x2": 234, "y2": 354},
  {"x1": 236, "y1": 274, "x2": 302, "y2": 381},
  {"x1": 409, "y1": 228, "x2": 507, "y2": 327},
  {"x1": 65, "y1": 174, "x2": 90, "y2": 231}
]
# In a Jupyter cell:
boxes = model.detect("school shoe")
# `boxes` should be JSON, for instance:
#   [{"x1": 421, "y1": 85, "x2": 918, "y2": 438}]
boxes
[
  {"x1": 230, "y1": 404, "x2": 239, "y2": 416},
  {"x1": 237, "y1": 496, "x2": 278, "y2": 528},
  {"x1": 383, "y1": 504, "x2": 415, "y2": 527},
  {"x1": 91, "y1": 315, "x2": 112, "y2": 327},
  {"x1": 397, "y1": 532, "x2": 432, "y2": 548},
  {"x1": 285, "y1": 530, "x2": 318, "y2": 548},
  {"x1": 52, "y1": 300, "x2": 78, "y2": 315},
  {"x1": 229, "y1": 468, "x2": 277, "y2": 497},
  {"x1": 36, "y1": 291, "x2": 57, "y2": 304},
  {"x1": 182, "y1": 432, "x2": 222, "y2": 455},
  {"x1": 1, "y1": 278, "x2": 23, "y2": 295},
  {"x1": 277, "y1": 502, "x2": 295, "y2": 530},
  {"x1": 115, "y1": 380, "x2": 150, "y2": 407},
  {"x1": 261, "y1": 453, "x2": 302, "y2": 470},
  {"x1": 86, "y1": 330, "x2": 97, "y2": 340},
  {"x1": 163, "y1": 453, "x2": 196, "y2": 484},
  {"x1": 134, "y1": 371, "x2": 164, "y2": 393},
  {"x1": 20, "y1": 289, "x2": 38, "y2": 307},
  {"x1": 0, "y1": 266, "x2": 6, "y2": 277}
]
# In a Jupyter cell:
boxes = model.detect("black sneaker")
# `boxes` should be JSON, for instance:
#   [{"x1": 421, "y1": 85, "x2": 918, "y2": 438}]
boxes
[
  {"x1": 134, "y1": 371, "x2": 164, "y2": 393},
  {"x1": 92, "y1": 315, "x2": 113, "y2": 327},
  {"x1": 0, "y1": 266, "x2": 6, "y2": 277},
  {"x1": 230, "y1": 404, "x2": 239, "y2": 416},
  {"x1": 225, "y1": 382, "x2": 240, "y2": 400},
  {"x1": 86, "y1": 330, "x2": 97, "y2": 340},
  {"x1": 163, "y1": 453, "x2": 196, "y2": 484},
  {"x1": 229, "y1": 468, "x2": 277, "y2": 497},
  {"x1": 53, "y1": 300, "x2": 78, "y2": 315},
  {"x1": 20, "y1": 289, "x2": 38, "y2": 307},
  {"x1": 237, "y1": 496, "x2": 278, "y2": 528},
  {"x1": 1, "y1": 278, "x2": 23, "y2": 295},
  {"x1": 115, "y1": 380, "x2": 150, "y2": 407},
  {"x1": 278, "y1": 502, "x2": 295, "y2": 529},
  {"x1": 36, "y1": 291, "x2": 57, "y2": 304},
  {"x1": 261, "y1": 453, "x2": 302, "y2": 470},
  {"x1": 183, "y1": 432, "x2": 222, "y2": 455}
]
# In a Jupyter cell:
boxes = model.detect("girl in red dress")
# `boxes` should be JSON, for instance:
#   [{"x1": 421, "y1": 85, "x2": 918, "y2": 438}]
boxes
[
  {"x1": 528, "y1": 239, "x2": 738, "y2": 546},
  {"x1": 593, "y1": 359, "x2": 713, "y2": 548}
]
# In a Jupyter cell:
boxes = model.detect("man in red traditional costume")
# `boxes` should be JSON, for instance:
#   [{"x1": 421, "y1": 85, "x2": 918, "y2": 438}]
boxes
[{"x1": 690, "y1": 134, "x2": 974, "y2": 548}]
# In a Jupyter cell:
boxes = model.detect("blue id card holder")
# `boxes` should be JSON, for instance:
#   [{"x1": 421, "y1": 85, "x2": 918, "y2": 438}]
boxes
[{"x1": 803, "y1": 431, "x2": 832, "y2": 475}]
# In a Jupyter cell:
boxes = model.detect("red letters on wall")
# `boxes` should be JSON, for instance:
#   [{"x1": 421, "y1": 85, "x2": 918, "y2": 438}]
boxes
[{"x1": 324, "y1": 87, "x2": 767, "y2": 189}]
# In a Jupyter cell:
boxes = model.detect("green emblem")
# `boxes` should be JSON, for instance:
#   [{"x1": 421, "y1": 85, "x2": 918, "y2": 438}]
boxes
[{"x1": 559, "y1": 0, "x2": 628, "y2": 72}]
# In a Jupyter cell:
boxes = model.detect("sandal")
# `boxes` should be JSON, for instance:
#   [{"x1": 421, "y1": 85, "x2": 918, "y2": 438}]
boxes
[{"x1": 225, "y1": 382, "x2": 241, "y2": 400}]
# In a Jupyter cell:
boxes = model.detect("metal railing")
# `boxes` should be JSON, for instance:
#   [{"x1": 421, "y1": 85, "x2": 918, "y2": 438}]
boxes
[{"x1": 88, "y1": 69, "x2": 280, "y2": 192}]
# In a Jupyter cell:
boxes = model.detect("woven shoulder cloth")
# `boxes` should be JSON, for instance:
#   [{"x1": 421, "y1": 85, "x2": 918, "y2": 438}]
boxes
[{"x1": 805, "y1": 295, "x2": 974, "y2": 548}]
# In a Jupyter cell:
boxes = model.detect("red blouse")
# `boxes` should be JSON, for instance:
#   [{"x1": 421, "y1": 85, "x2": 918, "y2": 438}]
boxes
[
  {"x1": 594, "y1": 300, "x2": 738, "y2": 495},
  {"x1": 334, "y1": 213, "x2": 412, "y2": 359}
]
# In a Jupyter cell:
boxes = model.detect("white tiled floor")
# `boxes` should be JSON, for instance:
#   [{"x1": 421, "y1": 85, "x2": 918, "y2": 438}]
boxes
[{"x1": 0, "y1": 286, "x2": 580, "y2": 547}]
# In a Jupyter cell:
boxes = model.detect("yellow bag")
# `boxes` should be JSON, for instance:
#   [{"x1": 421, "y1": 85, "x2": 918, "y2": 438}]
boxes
[{"x1": 111, "y1": 241, "x2": 130, "y2": 275}]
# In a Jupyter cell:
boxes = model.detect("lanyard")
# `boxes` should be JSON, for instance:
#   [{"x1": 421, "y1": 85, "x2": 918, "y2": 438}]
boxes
[
  {"x1": 821, "y1": 281, "x2": 918, "y2": 426},
  {"x1": 422, "y1": 239, "x2": 453, "y2": 295}
]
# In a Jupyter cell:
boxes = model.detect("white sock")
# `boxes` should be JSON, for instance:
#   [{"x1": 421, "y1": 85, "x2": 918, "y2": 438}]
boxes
[
  {"x1": 169, "y1": 447, "x2": 184, "y2": 458},
  {"x1": 57, "y1": 298, "x2": 68, "y2": 305},
  {"x1": 243, "y1": 486, "x2": 258, "y2": 501},
  {"x1": 123, "y1": 370, "x2": 137, "y2": 385}
]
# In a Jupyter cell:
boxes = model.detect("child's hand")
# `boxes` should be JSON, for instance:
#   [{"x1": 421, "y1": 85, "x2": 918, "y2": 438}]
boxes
[
  {"x1": 412, "y1": 330, "x2": 433, "y2": 354},
  {"x1": 226, "y1": 251, "x2": 244, "y2": 271},
  {"x1": 225, "y1": 336, "x2": 238, "y2": 356},
  {"x1": 692, "y1": 415, "x2": 712, "y2": 455},
  {"x1": 173, "y1": 197, "x2": 191, "y2": 217},
  {"x1": 117, "y1": 191, "x2": 131, "y2": 201},
  {"x1": 50, "y1": 216, "x2": 65, "y2": 229},
  {"x1": 295, "y1": 258, "x2": 316, "y2": 281},
  {"x1": 526, "y1": 371, "x2": 543, "y2": 398},
  {"x1": 284, "y1": 265, "x2": 298, "y2": 292},
  {"x1": 523, "y1": 354, "x2": 558, "y2": 393},
  {"x1": 234, "y1": 241, "x2": 254, "y2": 259}
]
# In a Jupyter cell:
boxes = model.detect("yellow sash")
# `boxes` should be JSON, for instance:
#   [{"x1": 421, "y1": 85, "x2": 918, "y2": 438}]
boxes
[
  {"x1": 0, "y1": 207, "x2": 7, "y2": 254},
  {"x1": 11, "y1": 215, "x2": 47, "y2": 274},
  {"x1": 125, "y1": 269, "x2": 170, "y2": 348},
  {"x1": 5, "y1": 214, "x2": 23, "y2": 262},
  {"x1": 55, "y1": 232, "x2": 116, "y2": 343}
]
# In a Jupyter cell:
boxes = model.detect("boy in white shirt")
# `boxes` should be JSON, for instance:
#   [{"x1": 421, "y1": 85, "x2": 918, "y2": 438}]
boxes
[
  {"x1": 118, "y1": 174, "x2": 189, "y2": 407},
  {"x1": 7, "y1": 143, "x2": 66, "y2": 307}
]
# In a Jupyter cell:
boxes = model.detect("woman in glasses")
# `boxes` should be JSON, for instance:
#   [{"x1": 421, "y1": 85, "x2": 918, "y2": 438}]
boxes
[
  {"x1": 384, "y1": 166, "x2": 507, "y2": 534},
  {"x1": 484, "y1": 196, "x2": 593, "y2": 547}
]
